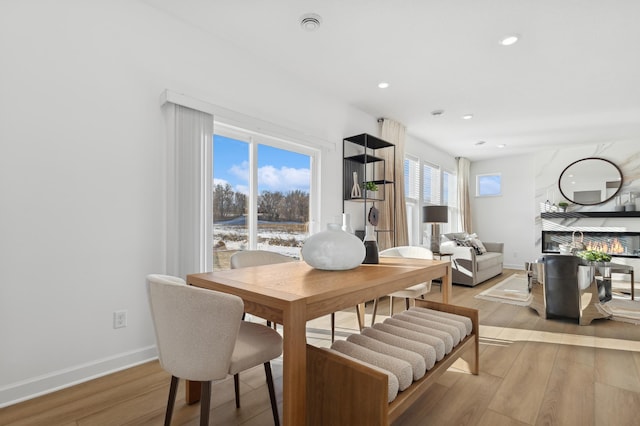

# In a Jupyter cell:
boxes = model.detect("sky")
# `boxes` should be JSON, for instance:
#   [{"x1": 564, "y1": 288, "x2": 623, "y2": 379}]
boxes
[{"x1": 213, "y1": 134, "x2": 310, "y2": 195}]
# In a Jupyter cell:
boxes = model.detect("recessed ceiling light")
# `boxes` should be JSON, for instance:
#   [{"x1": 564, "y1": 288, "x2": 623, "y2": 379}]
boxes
[
  {"x1": 300, "y1": 13, "x2": 322, "y2": 31},
  {"x1": 377, "y1": 82, "x2": 390, "y2": 89},
  {"x1": 497, "y1": 144, "x2": 506, "y2": 148},
  {"x1": 475, "y1": 141, "x2": 486, "y2": 146},
  {"x1": 499, "y1": 34, "x2": 520, "y2": 46},
  {"x1": 462, "y1": 114, "x2": 474, "y2": 120}
]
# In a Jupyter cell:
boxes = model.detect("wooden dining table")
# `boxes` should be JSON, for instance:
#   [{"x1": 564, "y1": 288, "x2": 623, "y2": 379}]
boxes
[{"x1": 187, "y1": 256, "x2": 452, "y2": 425}]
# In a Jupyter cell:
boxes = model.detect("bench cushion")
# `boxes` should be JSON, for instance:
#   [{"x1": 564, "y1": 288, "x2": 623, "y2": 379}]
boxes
[
  {"x1": 401, "y1": 310, "x2": 467, "y2": 338},
  {"x1": 331, "y1": 340, "x2": 414, "y2": 391},
  {"x1": 361, "y1": 327, "x2": 436, "y2": 370},
  {"x1": 373, "y1": 322, "x2": 446, "y2": 361},
  {"x1": 409, "y1": 307, "x2": 473, "y2": 335},
  {"x1": 347, "y1": 333, "x2": 426, "y2": 380},
  {"x1": 385, "y1": 317, "x2": 455, "y2": 352}
]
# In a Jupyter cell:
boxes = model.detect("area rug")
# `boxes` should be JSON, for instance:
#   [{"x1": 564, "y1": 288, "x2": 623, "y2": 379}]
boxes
[
  {"x1": 476, "y1": 274, "x2": 640, "y2": 324},
  {"x1": 475, "y1": 274, "x2": 531, "y2": 306},
  {"x1": 596, "y1": 298, "x2": 640, "y2": 325}
]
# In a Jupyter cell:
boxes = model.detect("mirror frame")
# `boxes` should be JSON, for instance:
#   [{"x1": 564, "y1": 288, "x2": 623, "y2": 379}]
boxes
[{"x1": 558, "y1": 157, "x2": 623, "y2": 206}]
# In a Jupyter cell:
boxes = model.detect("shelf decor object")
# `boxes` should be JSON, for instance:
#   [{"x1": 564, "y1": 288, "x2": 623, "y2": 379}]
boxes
[
  {"x1": 301, "y1": 223, "x2": 365, "y2": 270},
  {"x1": 350, "y1": 172, "x2": 362, "y2": 198},
  {"x1": 362, "y1": 225, "x2": 379, "y2": 264}
]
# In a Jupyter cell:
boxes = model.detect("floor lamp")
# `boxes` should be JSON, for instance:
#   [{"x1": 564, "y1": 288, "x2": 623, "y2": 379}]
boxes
[{"x1": 423, "y1": 205, "x2": 448, "y2": 253}]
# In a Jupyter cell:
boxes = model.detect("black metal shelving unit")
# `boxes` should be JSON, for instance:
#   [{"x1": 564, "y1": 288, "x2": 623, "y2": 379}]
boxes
[{"x1": 342, "y1": 133, "x2": 396, "y2": 246}]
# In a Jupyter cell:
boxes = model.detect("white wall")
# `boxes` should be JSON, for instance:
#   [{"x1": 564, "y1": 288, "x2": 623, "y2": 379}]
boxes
[
  {"x1": 470, "y1": 155, "x2": 538, "y2": 269},
  {"x1": 0, "y1": 0, "x2": 377, "y2": 406}
]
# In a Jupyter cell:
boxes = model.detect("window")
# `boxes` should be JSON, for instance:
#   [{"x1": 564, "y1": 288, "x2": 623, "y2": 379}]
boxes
[
  {"x1": 476, "y1": 173, "x2": 502, "y2": 197},
  {"x1": 403, "y1": 155, "x2": 458, "y2": 245},
  {"x1": 212, "y1": 123, "x2": 317, "y2": 269}
]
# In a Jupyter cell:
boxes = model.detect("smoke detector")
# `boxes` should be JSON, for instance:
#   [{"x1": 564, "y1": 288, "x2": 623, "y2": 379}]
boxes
[{"x1": 300, "y1": 13, "x2": 322, "y2": 31}]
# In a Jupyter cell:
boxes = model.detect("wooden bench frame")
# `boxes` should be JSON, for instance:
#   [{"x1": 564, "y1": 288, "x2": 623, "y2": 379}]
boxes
[{"x1": 306, "y1": 300, "x2": 479, "y2": 425}]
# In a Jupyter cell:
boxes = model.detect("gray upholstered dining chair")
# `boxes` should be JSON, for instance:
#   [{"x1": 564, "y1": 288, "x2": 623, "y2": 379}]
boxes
[
  {"x1": 374, "y1": 246, "x2": 434, "y2": 324},
  {"x1": 146, "y1": 274, "x2": 282, "y2": 426},
  {"x1": 230, "y1": 250, "x2": 297, "y2": 329}
]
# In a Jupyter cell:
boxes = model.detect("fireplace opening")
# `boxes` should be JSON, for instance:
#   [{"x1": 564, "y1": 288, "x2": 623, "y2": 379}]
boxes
[{"x1": 542, "y1": 231, "x2": 640, "y2": 258}]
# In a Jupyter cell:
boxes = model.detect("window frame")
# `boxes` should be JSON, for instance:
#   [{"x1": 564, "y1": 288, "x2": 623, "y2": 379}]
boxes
[
  {"x1": 476, "y1": 173, "x2": 502, "y2": 197},
  {"x1": 213, "y1": 121, "x2": 320, "y2": 251}
]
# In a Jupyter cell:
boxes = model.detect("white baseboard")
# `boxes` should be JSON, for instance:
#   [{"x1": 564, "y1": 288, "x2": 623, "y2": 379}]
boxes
[
  {"x1": 504, "y1": 263, "x2": 525, "y2": 270},
  {"x1": 0, "y1": 346, "x2": 158, "y2": 408}
]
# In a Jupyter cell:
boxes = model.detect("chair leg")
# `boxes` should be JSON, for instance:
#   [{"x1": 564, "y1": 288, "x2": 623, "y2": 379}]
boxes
[
  {"x1": 234, "y1": 373, "x2": 240, "y2": 408},
  {"x1": 355, "y1": 304, "x2": 366, "y2": 331},
  {"x1": 164, "y1": 375, "x2": 179, "y2": 426},
  {"x1": 405, "y1": 297, "x2": 411, "y2": 311},
  {"x1": 331, "y1": 312, "x2": 335, "y2": 342},
  {"x1": 371, "y1": 298, "x2": 379, "y2": 326},
  {"x1": 389, "y1": 296, "x2": 394, "y2": 316},
  {"x1": 200, "y1": 381, "x2": 211, "y2": 426},
  {"x1": 264, "y1": 362, "x2": 280, "y2": 426}
]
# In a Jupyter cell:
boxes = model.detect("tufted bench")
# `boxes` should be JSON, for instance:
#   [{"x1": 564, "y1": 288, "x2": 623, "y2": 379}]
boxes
[{"x1": 306, "y1": 300, "x2": 479, "y2": 425}]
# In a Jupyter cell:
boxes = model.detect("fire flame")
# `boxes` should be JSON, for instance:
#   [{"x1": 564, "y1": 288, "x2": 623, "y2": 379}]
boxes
[{"x1": 585, "y1": 238, "x2": 625, "y2": 254}]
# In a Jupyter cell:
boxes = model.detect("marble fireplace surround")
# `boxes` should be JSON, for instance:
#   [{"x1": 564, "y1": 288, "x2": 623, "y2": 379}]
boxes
[{"x1": 535, "y1": 141, "x2": 640, "y2": 277}]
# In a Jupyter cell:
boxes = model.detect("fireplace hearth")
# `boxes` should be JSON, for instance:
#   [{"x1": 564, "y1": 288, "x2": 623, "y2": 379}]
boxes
[{"x1": 542, "y1": 231, "x2": 640, "y2": 258}]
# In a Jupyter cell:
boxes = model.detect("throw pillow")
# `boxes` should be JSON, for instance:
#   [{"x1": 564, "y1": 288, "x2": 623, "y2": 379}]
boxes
[
  {"x1": 468, "y1": 240, "x2": 483, "y2": 255},
  {"x1": 471, "y1": 238, "x2": 487, "y2": 254}
]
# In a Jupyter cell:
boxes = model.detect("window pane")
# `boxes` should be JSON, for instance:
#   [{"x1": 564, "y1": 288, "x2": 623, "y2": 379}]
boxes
[
  {"x1": 213, "y1": 135, "x2": 249, "y2": 270},
  {"x1": 257, "y1": 144, "x2": 310, "y2": 258},
  {"x1": 477, "y1": 173, "x2": 502, "y2": 196},
  {"x1": 404, "y1": 157, "x2": 420, "y2": 200},
  {"x1": 442, "y1": 170, "x2": 457, "y2": 207},
  {"x1": 423, "y1": 162, "x2": 441, "y2": 204}
]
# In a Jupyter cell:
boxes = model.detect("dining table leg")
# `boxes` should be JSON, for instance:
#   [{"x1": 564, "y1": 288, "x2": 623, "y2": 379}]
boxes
[
  {"x1": 185, "y1": 379, "x2": 201, "y2": 404},
  {"x1": 282, "y1": 300, "x2": 308, "y2": 425},
  {"x1": 441, "y1": 263, "x2": 452, "y2": 303}
]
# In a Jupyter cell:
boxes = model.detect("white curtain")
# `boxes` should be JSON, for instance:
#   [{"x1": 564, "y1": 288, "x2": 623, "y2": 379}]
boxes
[
  {"x1": 457, "y1": 157, "x2": 472, "y2": 233},
  {"x1": 164, "y1": 104, "x2": 213, "y2": 279},
  {"x1": 380, "y1": 118, "x2": 408, "y2": 249}
]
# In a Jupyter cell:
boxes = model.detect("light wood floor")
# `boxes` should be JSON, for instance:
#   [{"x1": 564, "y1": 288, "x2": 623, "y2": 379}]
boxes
[{"x1": 3, "y1": 269, "x2": 640, "y2": 425}]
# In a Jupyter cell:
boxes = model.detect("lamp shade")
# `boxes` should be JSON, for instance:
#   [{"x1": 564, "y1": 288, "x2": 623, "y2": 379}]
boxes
[{"x1": 422, "y1": 205, "x2": 448, "y2": 223}]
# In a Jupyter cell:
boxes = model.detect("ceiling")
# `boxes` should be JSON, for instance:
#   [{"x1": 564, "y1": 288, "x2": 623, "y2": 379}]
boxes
[{"x1": 143, "y1": 0, "x2": 640, "y2": 161}]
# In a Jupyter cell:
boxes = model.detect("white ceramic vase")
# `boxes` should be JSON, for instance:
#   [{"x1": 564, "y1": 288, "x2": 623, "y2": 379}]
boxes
[{"x1": 302, "y1": 223, "x2": 365, "y2": 270}]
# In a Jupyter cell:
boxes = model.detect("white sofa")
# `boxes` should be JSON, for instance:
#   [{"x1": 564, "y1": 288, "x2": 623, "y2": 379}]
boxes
[{"x1": 440, "y1": 232, "x2": 504, "y2": 287}]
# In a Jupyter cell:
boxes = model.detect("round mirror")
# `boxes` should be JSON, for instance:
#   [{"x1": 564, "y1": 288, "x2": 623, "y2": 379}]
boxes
[{"x1": 558, "y1": 157, "x2": 623, "y2": 205}]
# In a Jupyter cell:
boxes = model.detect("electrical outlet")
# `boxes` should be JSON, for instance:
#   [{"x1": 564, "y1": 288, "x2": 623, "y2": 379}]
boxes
[{"x1": 113, "y1": 310, "x2": 127, "y2": 329}]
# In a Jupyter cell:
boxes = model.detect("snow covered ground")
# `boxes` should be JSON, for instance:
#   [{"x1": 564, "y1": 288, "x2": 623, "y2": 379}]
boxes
[{"x1": 213, "y1": 222, "x2": 306, "y2": 261}]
